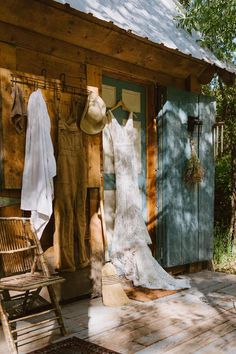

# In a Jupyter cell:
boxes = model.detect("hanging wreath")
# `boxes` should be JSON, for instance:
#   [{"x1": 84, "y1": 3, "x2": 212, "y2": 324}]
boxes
[{"x1": 183, "y1": 139, "x2": 204, "y2": 185}]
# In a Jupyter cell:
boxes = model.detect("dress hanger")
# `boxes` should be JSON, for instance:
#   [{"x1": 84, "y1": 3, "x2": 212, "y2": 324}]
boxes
[
  {"x1": 110, "y1": 100, "x2": 130, "y2": 113},
  {"x1": 110, "y1": 100, "x2": 139, "y2": 121}
]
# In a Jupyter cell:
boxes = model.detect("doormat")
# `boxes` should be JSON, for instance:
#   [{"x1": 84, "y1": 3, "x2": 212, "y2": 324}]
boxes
[
  {"x1": 125, "y1": 286, "x2": 178, "y2": 302},
  {"x1": 28, "y1": 336, "x2": 120, "y2": 354}
]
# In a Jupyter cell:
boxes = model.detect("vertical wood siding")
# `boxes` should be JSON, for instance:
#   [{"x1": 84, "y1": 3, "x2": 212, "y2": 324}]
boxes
[{"x1": 157, "y1": 87, "x2": 215, "y2": 267}]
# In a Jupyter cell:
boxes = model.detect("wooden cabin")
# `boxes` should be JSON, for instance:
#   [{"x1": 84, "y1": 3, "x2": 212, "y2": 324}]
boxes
[{"x1": 0, "y1": 0, "x2": 235, "y2": 301}]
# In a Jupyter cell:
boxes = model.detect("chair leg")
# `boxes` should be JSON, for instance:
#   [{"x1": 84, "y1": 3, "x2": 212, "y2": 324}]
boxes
[
  {"x1": 47, "y1": 285, "x2": 66, "y2": 336},
  {"x1": 0, "y1": 294, "x2": 18, "y2": 354}
]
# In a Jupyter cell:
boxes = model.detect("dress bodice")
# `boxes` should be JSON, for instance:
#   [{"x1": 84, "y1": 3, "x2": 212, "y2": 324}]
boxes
[{"x1": 107, "y1": 111, "x2": 140, "y2": 210}]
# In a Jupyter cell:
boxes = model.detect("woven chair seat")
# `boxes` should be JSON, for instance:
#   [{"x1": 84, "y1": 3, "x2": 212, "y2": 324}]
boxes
[{"x1": 0, "y1": 273, "x2": 64, "y2": 291}]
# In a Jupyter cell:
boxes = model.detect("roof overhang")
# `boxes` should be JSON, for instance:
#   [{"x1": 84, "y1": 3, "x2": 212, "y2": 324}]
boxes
[{"x1": 0, "y1": 0, "x2": 235, "y2": 85}]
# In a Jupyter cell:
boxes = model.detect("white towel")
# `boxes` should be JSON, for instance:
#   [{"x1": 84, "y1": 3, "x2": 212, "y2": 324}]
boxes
[{"x1": 21, "y1": 89, "x2": 56, "y2": 239}]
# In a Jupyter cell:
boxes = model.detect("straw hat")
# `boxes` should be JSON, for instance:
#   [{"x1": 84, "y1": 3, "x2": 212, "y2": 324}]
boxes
[{"x1": 80, "y1": 92, "x2": 107, "y2": 134}]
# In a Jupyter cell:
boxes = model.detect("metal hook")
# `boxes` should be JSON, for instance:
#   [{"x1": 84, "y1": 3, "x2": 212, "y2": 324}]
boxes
[
  {"x1": 59, "y1": 73, "x2": 66, "y2": 92},
  {"x1": 41, "y1": 68, "x2": 47, "y2": 89}
]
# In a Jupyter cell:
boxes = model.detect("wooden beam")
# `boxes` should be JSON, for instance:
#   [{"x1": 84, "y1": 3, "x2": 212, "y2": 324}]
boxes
[
  {"x1": 16, "y1": 48, "x2": 86, "y2": 87},
  {"x1": 0, "y1": 0, "x2": 207, "y2": 81},
  {"x1": 0, "y1": 21, "x2": 187, "y2": 90},
  {"x1": 217, "y1": 68, "x2": 235, "y2": 86},
  {"x1": 198, "y1": 66, "x2": 216, "y2": 85},
  {"x1": 0, "y1": 42, "x2": 16, "y2": 70},
  {"x1": 197, "y1": 64, "x2": 236, "y2": 87},
  {"x1": 86, "y1": 64, "x2": 102, "y2": 188},
  {"x1": 185, "y1": 75, "x2": 201, "y2": 94},
  {"x1": 146, "y1": 84, "x2": 158, "y2": 257}
]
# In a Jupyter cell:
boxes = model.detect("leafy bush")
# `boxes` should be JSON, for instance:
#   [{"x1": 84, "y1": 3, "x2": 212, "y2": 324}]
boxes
[
  {"x1": 213, "y1": 156, "x2": 233, "y2": 268},
  {"x1": 213, "y1": 225, "x2": 232, "y2": 266},
  {"x1": 214, "y1": 155, "x2": 231, "y2": 228}
]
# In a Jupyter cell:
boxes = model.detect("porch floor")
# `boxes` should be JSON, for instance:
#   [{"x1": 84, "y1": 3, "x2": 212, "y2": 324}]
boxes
[{"x1": 1, "y1": 270, "x2": 236, "y2": 353}]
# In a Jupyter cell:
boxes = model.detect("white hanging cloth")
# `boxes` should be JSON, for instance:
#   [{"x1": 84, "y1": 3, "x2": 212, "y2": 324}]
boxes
[
  {"x1": 106, "y1": 110, "x2": 190, "y2": 290},
  {"x1": 21, "y1": 89, "x2": 56, "y2": 239}
]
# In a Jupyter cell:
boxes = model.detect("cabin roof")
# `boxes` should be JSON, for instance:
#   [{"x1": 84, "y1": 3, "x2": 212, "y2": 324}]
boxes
[{"x1": 55, "y1": 0, "x2": 236, "y2": 76}]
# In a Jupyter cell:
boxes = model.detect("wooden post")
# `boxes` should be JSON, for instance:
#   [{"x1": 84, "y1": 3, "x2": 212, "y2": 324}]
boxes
[
  {"x1": 146, "y1": 84, "x2": 158, "y2": 256},
  {"x1": 86, "y1": 64, "x2": 102, "y2": 188},
  {"x1": 86, "y1": 65, "x2": 103, "y2": 296}
]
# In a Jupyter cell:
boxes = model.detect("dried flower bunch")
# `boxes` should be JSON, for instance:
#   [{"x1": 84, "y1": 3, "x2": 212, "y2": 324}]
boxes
[{"x1": 184, "y1": 141, "x2": 204, "y2": 185}]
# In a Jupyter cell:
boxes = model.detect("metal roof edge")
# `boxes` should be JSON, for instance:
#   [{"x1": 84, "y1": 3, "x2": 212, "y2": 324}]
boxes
[{"x1": 39, "y1": 0, "x2": 236, "y2": 81}]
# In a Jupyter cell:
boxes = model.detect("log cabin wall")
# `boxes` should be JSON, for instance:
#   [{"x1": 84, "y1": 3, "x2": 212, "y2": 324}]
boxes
[
  {"x1": 0, "y1": 14, "x2": 188, "y2": 225},
  {"x1": 0, "y1": 0, "x2": 210, "y2": 298}
]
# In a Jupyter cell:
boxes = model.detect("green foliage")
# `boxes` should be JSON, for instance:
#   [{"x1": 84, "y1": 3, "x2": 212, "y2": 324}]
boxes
[
  {"x1": 214, "y1": 83, "x2": 236, "y2": 153},
  {"x1": 176, "y1": 0, "x2": 236, "y2": 258},
  {"x1": 176, "y1": 0, "x2": 236, "y2": 62},
  {"x1": 203, "y1": 79, "x2": 236, "y2": 158},
  {"x1": 214, "y1": 155, "x2": 231, "y2": 227},
  {"x1": 213, "y1": 225, "x2": 232, "y2": 266}
]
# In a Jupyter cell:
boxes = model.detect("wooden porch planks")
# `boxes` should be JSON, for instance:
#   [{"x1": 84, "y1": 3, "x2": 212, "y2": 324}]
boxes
[
  {"x1": 162, "y1": 321, "x2": 236, "y2": 354},
  {"x1": 193, "y1": 329, "x2": 236, "y2": 354},
  {"x1": 2, "y1": 271, "x2": 236, "y2": 353},
  {"x1": 69, "y1": 295, "x2": 233, "y2": 353},
  {"x1": 134, "y1": 311, "x2": 236, "y2": 353},
  {"x1": 81, "y1": 272, "x2": 236, "y2": 354},
  {"x1": 87, "y1": 301, "x2": 235, "y2": 353}
]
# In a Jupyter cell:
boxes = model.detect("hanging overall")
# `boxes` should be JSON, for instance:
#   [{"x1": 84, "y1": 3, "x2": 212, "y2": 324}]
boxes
[{"x1": 53, "y1": 93, "x2": 89, "y2": 272}]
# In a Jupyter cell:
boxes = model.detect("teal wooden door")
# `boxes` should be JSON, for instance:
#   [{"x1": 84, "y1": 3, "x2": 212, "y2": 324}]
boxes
[
  {"x1": 157, "y1": 87, "x2": 215, "y2": 267},
  {"x1": 102, "y1": 75, "x2": 146, "y2": 214},
  {"x1": 198, "y1": 95, "x2": 216, "y2": 261}
]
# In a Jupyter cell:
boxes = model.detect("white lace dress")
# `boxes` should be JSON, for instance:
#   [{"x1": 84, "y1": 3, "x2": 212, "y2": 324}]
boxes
[{"x1": 107, "y1": 110, "x2": 190, "y2": 290}]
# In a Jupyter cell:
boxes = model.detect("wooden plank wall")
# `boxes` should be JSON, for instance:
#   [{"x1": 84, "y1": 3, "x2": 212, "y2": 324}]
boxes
[
  {"x1": 0, "y1": 21, "x2": 191, "y2": 91},
  {"x1": 0, "y1": 0, "x2": 209, "y2": 87},
  {"x1": 0, "y1": 68, "x2": 25, "y2": 189},
  {"x1": 0, "y1": 44, "x2": 89, "y2": 191},
  {"x1": 0, "y1": 43, "x2": 16, "y2": 70},
  {"x1": 0, "y1": 14, "x2": 205, "y2": 274}
]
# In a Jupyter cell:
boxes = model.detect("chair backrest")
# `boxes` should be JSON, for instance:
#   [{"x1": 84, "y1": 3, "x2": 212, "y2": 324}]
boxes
[{"x1": 0, "y1": 217, "x2": 50, "y2": 277}]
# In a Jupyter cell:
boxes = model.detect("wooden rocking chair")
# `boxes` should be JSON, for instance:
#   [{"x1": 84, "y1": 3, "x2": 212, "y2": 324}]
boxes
[{"x1": 0, "y1": 217, "x2": 66, "y2": 354}]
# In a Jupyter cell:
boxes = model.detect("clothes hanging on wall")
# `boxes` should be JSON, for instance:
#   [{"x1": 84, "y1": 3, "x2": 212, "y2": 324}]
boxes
[
  {"x1": 21, "y1": 89, "x2": 56, "y2": 239},
  {"x1": 53, "y1": 95, "x2": 89, "y2": 272},
  {"x1": 107, "y1": 110, "x2": 190, "y2": 290},
  {"x1": 10, "y1": 84, "x2": 27, "y2": 134}
]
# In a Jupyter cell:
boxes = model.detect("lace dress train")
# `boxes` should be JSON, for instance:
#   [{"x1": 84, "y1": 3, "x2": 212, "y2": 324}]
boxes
[{"x1": 107, "y1": 110, "x2": 190, "y2": 290}]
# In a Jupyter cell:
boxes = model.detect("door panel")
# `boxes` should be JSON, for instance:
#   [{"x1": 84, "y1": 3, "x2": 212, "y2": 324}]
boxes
[
  {"x1": 198, "y1": 95, "x2": 215, "y2": 261},
  {"x1": 157, "y1": 87, "x2": 215, "y2": 267}
]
